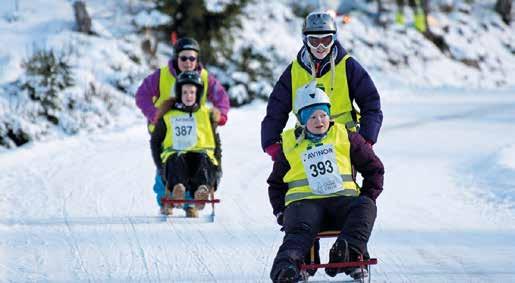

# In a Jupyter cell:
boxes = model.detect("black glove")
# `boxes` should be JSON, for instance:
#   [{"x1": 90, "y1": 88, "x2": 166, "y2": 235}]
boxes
[{"x1": 275, "y1": 212, "x2": 284, "y2": 226}]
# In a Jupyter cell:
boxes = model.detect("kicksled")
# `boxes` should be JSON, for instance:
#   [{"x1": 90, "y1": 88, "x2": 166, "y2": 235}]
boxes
[
  {"x1": 301, "y1": 231, "x2": 378, "y2": 283},
  {"x1": 160, "y1": 189, "x2": 220, "y2": 223}
]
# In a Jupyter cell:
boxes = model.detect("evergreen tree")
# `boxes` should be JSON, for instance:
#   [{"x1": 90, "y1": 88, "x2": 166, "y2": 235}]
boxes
[
  {"x1": 154, "y1": 0, "x2": 250, "y2": 66},
  {"x1": 495, "y1": 0, "x2": 512, "y2": 25},
  {"x1": 21, "y1": 48, "x2": 74, "y2": 124}
]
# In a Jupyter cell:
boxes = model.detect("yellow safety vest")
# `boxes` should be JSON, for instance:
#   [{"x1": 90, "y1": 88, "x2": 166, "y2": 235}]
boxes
[
  {"x1": 290, "y1": 54, "x2": 359, "y2": 131},
  {"x1": 282, "y1": 123, "x2": 359, "y2": 206},
  {"x1": 148, "y1": 66, "x2": 209, "y2": 132},
  {"x1": 160, "y1": 106, "x2": 217, "y2": 166}
]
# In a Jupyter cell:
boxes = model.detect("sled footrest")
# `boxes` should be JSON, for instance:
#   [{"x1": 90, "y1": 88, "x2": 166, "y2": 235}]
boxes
[
  {"x1": 300, "y1": 258, "x2": 377, "y2": 270},
  {"x1": 161, "y1": 198, "x2": 220, "y2": 204}
]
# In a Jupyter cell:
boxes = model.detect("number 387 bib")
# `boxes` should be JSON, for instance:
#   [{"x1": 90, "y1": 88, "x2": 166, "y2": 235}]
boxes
[
  {"x1": 171, "y1": 115, "x2": 197, "y2": 150},
  {"x1": 302, "y1": 144, "x2": 343, "y2": 195}
]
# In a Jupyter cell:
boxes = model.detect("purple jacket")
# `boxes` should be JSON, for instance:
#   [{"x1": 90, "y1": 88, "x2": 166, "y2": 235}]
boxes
[
  {"x1": 135, "y1": 60, "x2": 230, "y2": 125},
  {"x1": 261, "y1": 41, "x2": 383, "y2": 151},
  {"x1": 267, "y1": 129, "x2": 384, "y2": 216}
]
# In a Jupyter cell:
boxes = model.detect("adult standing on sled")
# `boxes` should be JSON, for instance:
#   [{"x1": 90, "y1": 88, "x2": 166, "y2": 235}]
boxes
[
  {"x1": 268, "y1": 83, "x2": 384, "y2": 282},
  {"x1": 150, "y1": 71, "x2": 219, "y2": 218},
  {"x1": 261, "y1": 11, "x2": 383, "y2": 274},
  {"x1": 135, "y1": 37, "x2": 230, "y2": 214},
  {"x1": 261, "y1": 11, "x2": 383, "y2": 160}
]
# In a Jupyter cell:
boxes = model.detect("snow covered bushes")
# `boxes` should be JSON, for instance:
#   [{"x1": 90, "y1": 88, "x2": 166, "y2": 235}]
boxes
[
  {"x1": 20, "y1": 47, "x2": 74, "y2": 124},
  {"x1": 0, "y1": 41, "x2": 142, "y2": 149},
  {"x1": 211, "y1": 46, "x2": 278, "y2": 107},
  {"x1": 0, "y1": 118, "x2": 30, "y2": 148},
  {"x1": 0, "y1": 47, "x2": 74, "y2": 148}
]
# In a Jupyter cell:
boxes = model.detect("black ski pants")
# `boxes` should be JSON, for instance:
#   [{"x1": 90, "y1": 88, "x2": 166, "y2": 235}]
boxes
[
  {"x1": 270, "y1": 196, "x2": 377, "y2": 280},
  {"x1": 164, "y1": 152, "x2": 217, "y2": 195}
]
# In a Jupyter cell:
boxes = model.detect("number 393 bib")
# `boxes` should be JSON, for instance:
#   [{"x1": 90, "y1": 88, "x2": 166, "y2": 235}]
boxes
[
  {"x1": 302, "y1": 144, "x2": 343, "y2": 195},
  {"x1": 171, "y1": 115, "x2": 197, "y2": 150}
]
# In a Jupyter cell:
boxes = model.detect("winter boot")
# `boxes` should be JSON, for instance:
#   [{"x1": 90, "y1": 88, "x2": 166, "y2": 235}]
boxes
[
  {"x1": 194, "y1": 185, "x2": 210, "y2": 210},
  {"x1": 303, "y1": 239, "x2": 320, "y2": 276},
  {"x1": 172, "y1": 183, "x2": 186, "y2": 208},
  {"x1": 159, "y1": 205, "x2": 173, "y2": 216},
  {"x1": 347, "y1": 267, "x2": 368, "y2": 280},
  {"x1": 275, "y1": 264, "x2": 300, "y2": 283},
  {"x1": 325, "y1": 239, "x2": 350, "y2": 277},
  {"x1": 345, "y1": 245, "x2": 368, "y2": 279},
  {"x1": 185, "y1": 206, "x2": 198, "y2": 218}
]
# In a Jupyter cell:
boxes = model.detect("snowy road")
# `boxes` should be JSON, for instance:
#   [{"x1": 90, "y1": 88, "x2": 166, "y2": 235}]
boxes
[{"x1": 1, "y1": 90, "x2": 515, "y2": 282}]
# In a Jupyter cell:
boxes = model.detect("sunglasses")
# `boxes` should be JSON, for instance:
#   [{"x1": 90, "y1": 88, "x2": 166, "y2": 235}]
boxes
[
  {"x1": 306, "y1": 34, "x2": 335, "y2": 49},
  {"x1": 179, "y1": 56, "x2": 197, "y2": 62}
]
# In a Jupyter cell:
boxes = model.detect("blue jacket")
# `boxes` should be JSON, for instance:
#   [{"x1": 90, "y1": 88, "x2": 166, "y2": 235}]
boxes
[{"x1": 260, "y1": 41, "x2": 383, "y2": 150}]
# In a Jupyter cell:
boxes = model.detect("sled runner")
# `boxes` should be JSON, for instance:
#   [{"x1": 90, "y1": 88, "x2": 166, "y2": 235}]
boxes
[
  {"x1": 300, "y1": 231, "x2": 378, "y2": 283},
  {"x1": 160, "y1": 190, "x2": 220, "y2": 223}
]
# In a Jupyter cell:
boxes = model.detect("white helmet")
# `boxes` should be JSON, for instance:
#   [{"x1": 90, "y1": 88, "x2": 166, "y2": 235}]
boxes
[{"x1": 293, "y1": 81, "x2": 331, "y2": 117}]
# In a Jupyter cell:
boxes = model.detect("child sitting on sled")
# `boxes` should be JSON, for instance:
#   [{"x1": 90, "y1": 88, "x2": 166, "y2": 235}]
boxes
[
  {"x1": 150, "y1": 71, "x2": 219, "y2": 218},
  {"x1": 267, "y1": 82, "x2": 384, "y2": 282}
]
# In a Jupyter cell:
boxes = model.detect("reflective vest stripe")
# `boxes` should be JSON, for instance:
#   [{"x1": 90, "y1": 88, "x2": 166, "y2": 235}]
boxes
[
  {"x1": 162, "y1": 147, "x2": 215, "y2": 155},
  {"x1": 285, "y1": 189, "x2": 359, "y2": 203},
  {"x1": 287, "y1": 174, "x2": 354, "y2": 189}
]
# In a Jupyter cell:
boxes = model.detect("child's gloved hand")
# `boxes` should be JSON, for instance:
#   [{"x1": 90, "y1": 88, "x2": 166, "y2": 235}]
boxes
[
  {"x1": 211, "y1": 107, "x2": 227, "y2": 126},
  {"x1": 265, "y1": 143, "x2": 282, "y2": 162},
  {"x1": 275, "y1": 212, "x2": 284, "y2": 226}
]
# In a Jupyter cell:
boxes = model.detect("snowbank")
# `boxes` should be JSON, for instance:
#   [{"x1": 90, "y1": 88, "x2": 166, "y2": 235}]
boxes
[{"x1": 500, "y1": 144, "x2": 515, "y2": 170}]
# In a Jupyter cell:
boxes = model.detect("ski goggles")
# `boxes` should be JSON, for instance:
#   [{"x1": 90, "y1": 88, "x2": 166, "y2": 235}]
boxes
[
  {"x1": 179, "y1": 56, "x2": 197, "y2": 62},
  {"x1": 305, "y1": 34, "x2": 335, "y2": 49}
]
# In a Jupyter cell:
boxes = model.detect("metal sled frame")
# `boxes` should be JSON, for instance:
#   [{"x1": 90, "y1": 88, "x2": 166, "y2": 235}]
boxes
[
  {"x1": 300, "y1": 231, "x2": 378, "y2": 283},
  {"x1": 161, "y1": 190, "x2": 220, "y2": 222}
]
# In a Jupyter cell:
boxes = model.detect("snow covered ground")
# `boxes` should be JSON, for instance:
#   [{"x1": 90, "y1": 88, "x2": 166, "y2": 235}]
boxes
[
  {"x1": 1, "y1": 86, "x2": 515, "y2": 282},
  {"x1": 1, "y1": 0, "x2": 515, "y2": 282}
]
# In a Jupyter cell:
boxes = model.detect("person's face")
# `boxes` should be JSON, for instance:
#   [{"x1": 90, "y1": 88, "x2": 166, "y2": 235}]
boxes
[
  {"x1": 306, "y1": 34, "x2": 334, "y2": 60},
  {"x1": 181, "y1": 84, "x2": 197, "y2": 106},
  {"x1": 306, "y1": 109, "x2": 330, "y2": 134},
  {"x1": 177, "y1": 50, "x2": 198, "y2": 72},
  {"x1": 309, "y1": 45, "x2": 331, "y2": 60}
]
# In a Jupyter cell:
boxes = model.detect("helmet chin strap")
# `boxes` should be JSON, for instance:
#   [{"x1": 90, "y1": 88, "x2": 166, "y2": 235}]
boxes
[{"x1": 306, "y1": 44, "x2": 335, "y2": 81}]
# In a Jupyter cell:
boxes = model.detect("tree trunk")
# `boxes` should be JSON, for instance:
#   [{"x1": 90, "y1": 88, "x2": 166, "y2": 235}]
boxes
[
  {"x1": 495, "y1": 0, "x2": 512, "y2": 25},
  {"x1": 73, "y1": 1, "x2": 92, "y2": 34}
]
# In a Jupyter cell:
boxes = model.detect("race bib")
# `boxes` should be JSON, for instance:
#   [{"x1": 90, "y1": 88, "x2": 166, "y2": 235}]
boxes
[
  {"x1": 302, "y1": 144, "x2": 343, "y2": 195},
  {"x1": 171, "y1": 115, "x2": 197, "y2": 150}
]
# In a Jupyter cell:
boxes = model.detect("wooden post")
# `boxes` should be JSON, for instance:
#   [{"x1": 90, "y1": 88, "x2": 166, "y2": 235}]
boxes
[{"x1": 73, "y1": 1, "x2": 92, "y2": 34}]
